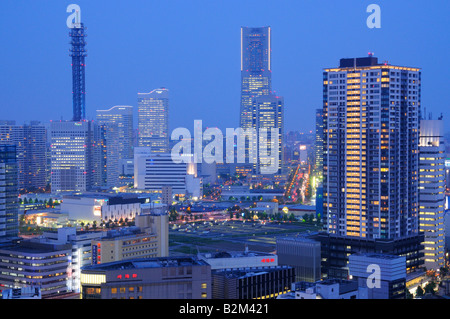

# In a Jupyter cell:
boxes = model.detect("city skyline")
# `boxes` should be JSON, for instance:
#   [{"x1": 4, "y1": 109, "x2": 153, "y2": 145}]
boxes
[
  {"x1": 0, "y1": 0, "x2": 449, "y2": 302},
  {"x1": 1, "y1": 1, "x2": 449, "y2": 133}
]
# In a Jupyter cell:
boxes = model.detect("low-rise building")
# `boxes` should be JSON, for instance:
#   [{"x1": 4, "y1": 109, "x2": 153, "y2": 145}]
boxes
[
  {"x1": 198, "y1": 249, "x2": 278, "y2": 270},
  {"x1": 348, "y1": 253, "x2": 407, "y2": 299},
  {"x1": 276, "y1": 236, "x2": 321, "y2": 283},
  {"x1": 60, "y1": 193, "x2": 147, "y2": 223},
  {"x1": 0, "y1": 241, "x2": 72, "y2": 297},
  {"x1": 1, "y1": 286, "x2": 41, "y2": 299},
  {"x1": 80, "y1": 256, "x2": 211, "y2": 299},
  {"x1": 92, "y1": 211, "x2": 168, "y2": 265},
  {"x1": 30, "y1": 227, "x2": 105, "y2": 293},
  {"x1": 212, "y1": 265, "x2": 294, "y2": 299},
  {"x1": 278, "y1": 279, "x2": 368, "y2": 299}
]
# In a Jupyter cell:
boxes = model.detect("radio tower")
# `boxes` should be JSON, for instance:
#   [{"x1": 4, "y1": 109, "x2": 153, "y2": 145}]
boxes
[{"x1": 69, "y1": 23, "x2": 87, "y2": 121}]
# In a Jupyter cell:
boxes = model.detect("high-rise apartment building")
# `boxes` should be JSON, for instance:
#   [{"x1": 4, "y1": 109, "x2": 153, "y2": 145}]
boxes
[
  {"x1": 322, "y1": 55, "x2": 421, "y2": 239},
  {"x1": 0, "y1": 122, "x2": 47, "y2": 191},
  {"x1": 315, "y1": 56, "x2": 424, "y2": 279},
  {"x1": 0, "y1": 145, "x2": 19, "y2": 244},
  {"x1": 419, "y1": 119, "x2": 446, "y2": 270},
  {"x1": 138, "y1": 88, "x2": 169, "y2": 153}
]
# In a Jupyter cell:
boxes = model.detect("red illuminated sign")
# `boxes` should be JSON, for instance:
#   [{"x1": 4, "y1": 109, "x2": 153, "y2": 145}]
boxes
[
  {"x1": 117, "y1": 273, "x2": 138, "y2": 280},
  {"x1": 261, "y1": 258, "x2": 275, "y2": 263}
]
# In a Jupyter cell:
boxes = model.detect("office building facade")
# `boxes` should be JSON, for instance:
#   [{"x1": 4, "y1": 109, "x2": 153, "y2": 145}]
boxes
[
  {"x1": 0, "y1": 122, "x2": 47, "y2": 191},
  {"x1": 212, "y1": 266, "x2": 294, "y2": 299},
  {"x1": 314, "y1": 108, "x2": 324, "y2": 182},
  {"x1": 276, "y1": 237, "x2": 321, "y2": 283},
  {"x1": 240, "y1": 26, "x2": 272, "y2": 130},
  {"x1": 80, "y1": 256, "x2": 211, "y2": 299},
  {"x1": 318, "y1": 56, "x2": 424, "y2": 278},
  {"x1": 50, "y1": 120, "x2": 99, "y2": 193},
  {"x1": 251, "y1": 94, "x2": 284, "y2": 175},
  {"x1": 239, "y1": 26, "x2": 272, "y2": 166},
  {"x1": 348, "y1": 253, "x2": 407, "y2": 299},
  {"x1": 134, "y1": 148, "x2": 187, "y2": 194},
  {"x1": 0, "y1": 145, "x2": 19, "y2": 244},
  {"x1": 96, "y1": 105, "x2": 134, "y2": 160},
  {"x1": 138, "y1": 88, "x2": 169, "y2": 153},
  {"x1": 0, "y1": 241, "x2": 72, "y2": 297},
  {"x1": 419, "y1": 119, "x2": 446, "y2": 270}
]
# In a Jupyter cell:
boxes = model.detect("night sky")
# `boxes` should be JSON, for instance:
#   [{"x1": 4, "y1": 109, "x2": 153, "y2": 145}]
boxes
[{"x1": 1, "y1": 0, "x2": 449, "y2": 133}]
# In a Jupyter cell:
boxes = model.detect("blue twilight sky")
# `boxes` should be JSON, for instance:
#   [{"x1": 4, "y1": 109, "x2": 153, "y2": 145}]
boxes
[{"x1": 0, "y1": 0, "x2": 449, "y2": 133}]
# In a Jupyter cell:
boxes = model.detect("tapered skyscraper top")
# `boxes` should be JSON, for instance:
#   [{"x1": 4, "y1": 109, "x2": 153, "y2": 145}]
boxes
[
  {"x1": 240, "y1": 26, "x2": 272, "y2": 129},
  {"x1": 69, "y1": 23, "x2": 87, "y2": 121}
]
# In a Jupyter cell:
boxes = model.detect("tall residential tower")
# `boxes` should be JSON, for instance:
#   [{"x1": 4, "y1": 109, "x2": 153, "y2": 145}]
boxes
[
  {"x1": 313, "y1": 56, "x2": 424, "y2": 279},
  {"x1": 322, "y1": 56, "x2": 421, "y2": 240}
]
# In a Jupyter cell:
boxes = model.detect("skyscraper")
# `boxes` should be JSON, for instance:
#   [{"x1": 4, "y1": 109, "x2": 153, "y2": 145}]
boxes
[
  {"x1": 251, "y1": 94, "x2": 283, "y2": 175},
  {"x1": 314, "y1": 108, "x2": 324, "y2": 182},
  {"x1": 69, "y1": 23, "x2": 87, "y2": 122},
  {"x1": 0, "y1": 145, "x2": 19, "y2": 244},
  {"x1": 419, "y1": 119, "x2": 446, "y2": 270},
  {"x1": 313, "y1": 56, "x2": 424, "y2": 278},
  {"x1": 100, "y1": 123, "x2": 120, "y2": 187},
  {"x1": 322, "y1": 56, "x2": 420, "y2": 240},
  {"x1": 50, "y1": 120, "x2": 97, "y2": 193},
  {"x1": 138, "y1": 88, "x2": 169, "y2": 153},
  {"x1": 96, "y1": 106, "x2": 134, "y2": 160},
  {"x1": 240, "y1": 27, "x2": 272, "y2": 130},
  {"x1": 97, "y1": 106, "x2": 134, "y2": 187},
  {"x1": 0, "y1": 121, "x2": 47, "y2": 191}
]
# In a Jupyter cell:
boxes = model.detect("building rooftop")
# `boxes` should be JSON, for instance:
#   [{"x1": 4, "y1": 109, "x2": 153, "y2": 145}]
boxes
[
  {"x1": 0, "y1": 241, "x2": 71, "y2": 254},
  {"x1": 350, "y1": 252, "x2": 404, "y2": 260},
  {"x1": 82, "y1": 256, "x2": 208, "y2": 272},
  {"x1": 199, "y1": 250, "x2": 275, "y2": 259},
  {"x1": 322, "y1": 55, "x2": 421, "y2": 72},
  {"x1": 212, "y1": 265, "x2": 291, "y2": 279}
]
